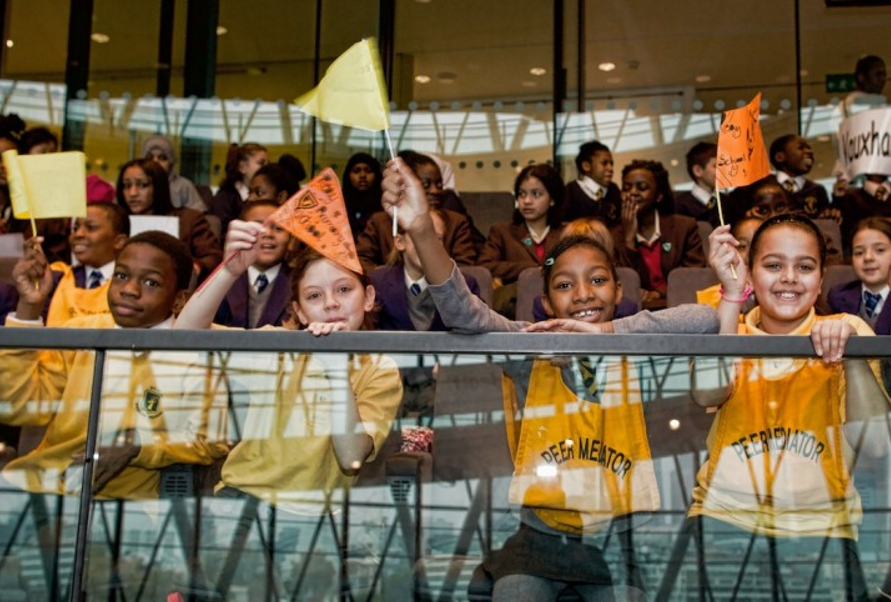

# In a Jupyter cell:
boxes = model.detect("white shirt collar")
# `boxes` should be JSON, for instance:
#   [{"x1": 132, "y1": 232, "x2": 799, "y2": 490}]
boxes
[
  {"x1": 863, "y1": 283, "x2": 890, "y2": 313},
  {"x1": 690, "y1": 183, "x2": 715, "y2": 206},
  {"x1": 635, "y1": 212, "x2": 662, "y2": 245},
  {"x1": 577, "y1": 176, "x2": 607, "y2": 200},
  {"x1": 247, "y1": 264, "x2": 282, "y2": 289},
  {"x1": 404, "y1": 272, "x2": 429, "y2": 293},
  {"x1": 774, "y1": 171, "x2": 805, "y2": 192},
  {"x1": 86, "y1": 261, "x2": 116, "y2": 284},
  {"x1": 235, "y1": 180, "x2": 250, "y2": 202}
]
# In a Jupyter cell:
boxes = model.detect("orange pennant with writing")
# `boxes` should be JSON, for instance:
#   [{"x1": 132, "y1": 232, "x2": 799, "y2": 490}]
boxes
[
  {"x1": 716, "y1": 93, "x2": 771, "y2": 191},
  {"x1": 267, "y1": 168, "x2": 363, "y2": 274}
]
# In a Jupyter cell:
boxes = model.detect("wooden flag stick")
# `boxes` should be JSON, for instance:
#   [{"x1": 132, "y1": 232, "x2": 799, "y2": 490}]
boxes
[
  {"x1": 384, "y1": 129, "x2": 398, "y2": 237},
  {"x1": 715, "y1": 187, "x2": 738, "y2": 280}
]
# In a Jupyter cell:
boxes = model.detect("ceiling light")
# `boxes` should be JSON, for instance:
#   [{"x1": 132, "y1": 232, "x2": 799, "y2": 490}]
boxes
[
  {"x1": 216, "y1": 26, "x2": 228, "y2": 36},
  {"x1": 521, "y1": 80, "x2": 538, "y2": 88},
  {"x1": 414, "y1": 74, "x2": 431, "y2": 84},
  {"x1": 606, "y1": 76, "x2": 622, "y2": 84},
  {"x1": 800, "y1": 69, "x2": 809, "y2": 77},
  {"x1": 437, "y1": 71, "x2": 457, "y2": 84},
  {"x1": 529, "y1": 67, "x2": 547, "y2": 76},
  {"x1": 4, "y1": 40, "x2": 12, "y2": 48},
  {"x1": 695, "y1": 74, "x2": 711, "y2": 83},
  {"x1": 91, "y1": 33, "x2": 110, "y2": 44},
  {"x1": 598, "y1": 62, "x2": 616, "y2": 72}
]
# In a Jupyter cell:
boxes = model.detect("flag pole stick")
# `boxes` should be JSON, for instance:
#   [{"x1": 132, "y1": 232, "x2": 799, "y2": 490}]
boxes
[
  {"x1": 715, "y1": 187, "x2": 738, "y2": 280},
  {"x1": 384, "y1": 129, "x2": 398, "y2": 237}
]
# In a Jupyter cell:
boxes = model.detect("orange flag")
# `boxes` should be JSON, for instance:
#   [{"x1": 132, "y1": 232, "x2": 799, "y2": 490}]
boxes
[
  {"x1": 268, "y1": 168, "x2": 362, "y2": 274},
  {"x1": 716, "y1": 93, "x2": 770, "y2": 191}
]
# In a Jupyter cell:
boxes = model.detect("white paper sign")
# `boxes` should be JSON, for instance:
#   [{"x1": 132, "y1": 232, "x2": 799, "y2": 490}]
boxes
[
  {"x1": 129, "y1": 215, "x2": 180, "y2": 238},
  {"x1": 837, "y1": 107, "x2": 891, "y2": 179}
]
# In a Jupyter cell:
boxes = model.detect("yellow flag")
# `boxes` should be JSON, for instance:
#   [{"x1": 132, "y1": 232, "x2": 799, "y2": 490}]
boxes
[
  {"x1": 294, "y1": 38, "x2": 390, "y2": 131},
  {"x1": 2, "y1": 149, "x2": 87, "y2": 219}
]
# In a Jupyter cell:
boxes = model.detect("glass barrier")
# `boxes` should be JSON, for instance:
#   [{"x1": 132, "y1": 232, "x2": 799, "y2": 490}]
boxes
[{"x1": 0, "y1": 332, "x2": 889, "y2": 601}]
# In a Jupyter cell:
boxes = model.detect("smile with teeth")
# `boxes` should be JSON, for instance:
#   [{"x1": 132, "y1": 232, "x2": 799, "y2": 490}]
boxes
[
  {"x1": 773, "y1": 291, "x2": 801, "y2": 300},
  {"x1": 571, "y1": 308, "x2": 602, "y2": 319}
]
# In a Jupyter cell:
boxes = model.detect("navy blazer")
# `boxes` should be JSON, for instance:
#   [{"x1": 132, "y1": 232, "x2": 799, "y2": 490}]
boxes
[
  {"x1": 215, "y1": 264, "x2": 292, "y2": 329},
  {"x1": 371, "y1": 265, "x2": 481, "y2": 331},
  {"x1": 827, "y1": 279, "x2": 891, "y2": 335}
]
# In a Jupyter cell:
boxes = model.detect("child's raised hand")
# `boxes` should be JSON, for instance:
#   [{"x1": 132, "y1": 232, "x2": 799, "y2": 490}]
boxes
[
  {"x1": 12, "y1": 237, "x2": 52, "y2": 307},
  {"x1": 382, "y1": 158, "x2": 430, "y2": 234},
  {"x1": 223, "y1": 220, "x2": 265, "y2": 275},
  {"x1": 305, "y1": 321, "x2": 347, "y2": 336},
  {"x1": 620, "y1": 193, "x2": 638, "y2": 247},
  {"x1": 810, "y1": 319, "x2": 856, "y2": 363},
  {"x1": 708, "y1": 225, "x2": 747, "y2": 293},
  {"x1": 523, "y1": 318, "x2": 613, "y2": 334}
]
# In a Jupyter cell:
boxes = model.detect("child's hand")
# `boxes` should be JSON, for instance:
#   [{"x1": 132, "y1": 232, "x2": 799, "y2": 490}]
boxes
[
  {"x1": 12, "y1": 238, "x2": 52, "y2": 307},
  {"x1": 817, "y1": 206, "x2": 843, "y2": 224},
  {"x1": 523, "y1": 319, "x2": 613, "y2": 334},
  {"x1": 223, "y1": 220, "x2": 265, "y2": 275},
  {"x1": 305, "y1": 321, "x2": 347, "y2": 336},
  {"x1": 620, "y1": 193, "x2": 638, "y2": 247},
  {"x1": 708, "y1": 225, "x2": 747, "y2": 295},
  {"x1": 810, "y1": 319, "x2": 855, "y2": 363},
  {"x1": 382, "y1": 158, "x2": 430, "y2": 234}
]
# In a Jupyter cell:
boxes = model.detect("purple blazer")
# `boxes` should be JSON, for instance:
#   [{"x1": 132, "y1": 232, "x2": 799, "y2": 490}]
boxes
[
  {"x1": 214, "y1": 264, "x2": 292, "y2": 329},
  {"x1": 827, "y1": 279, "x2": 891, "y2": 335},
  {"x1": 371, "y1": 265, "x2": 481, "y2": 331}
]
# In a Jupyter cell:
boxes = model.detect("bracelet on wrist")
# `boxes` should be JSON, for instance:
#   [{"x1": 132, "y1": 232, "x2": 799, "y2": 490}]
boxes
[{"x1": 719, "y1": 284, "x2": 753, "y2": 303}]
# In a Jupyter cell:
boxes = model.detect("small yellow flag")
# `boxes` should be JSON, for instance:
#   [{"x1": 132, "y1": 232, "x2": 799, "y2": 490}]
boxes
[
  {"x1": 2, "y1": 149, "x2": 87, "y2": 219},
  {"x1": 294, "y1": 38, "x2": 390, "y2": 131}
]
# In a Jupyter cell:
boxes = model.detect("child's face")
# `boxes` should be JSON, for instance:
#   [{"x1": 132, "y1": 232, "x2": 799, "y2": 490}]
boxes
[
  {"x1": 146, "y1": 149, "x2": 172, "y2": 174},
  {"x1": 750, "y1": 225, "x2": 822, "y2": 334},
  {"x1": 349, "y1": 162, "x2": 376, "y2": 191},
  {"x1": 395, "y1": 213, "x2": 445, "y2": 278},
  {"x1": 108, "y1": 243, "x2": 183, "y2": 328},
  {"x1": 621, "y1": 168, "x2": 661, "y2": 217},
  {"x1": 415, "y1": 163, "x2": 444, "y2": 206},
  {"x1": 70, "y1": 205, "x2": 126, "y2": 268},
  {"x1": 541, "y1": 246, "x2": 620, "y2": 322},
  {"x1": 28, "y1": 141, "x2": 57, "y2": 155},
  {"x1": 852, "y1": 228, "x2": 891, "y2": 290},
  {"x1": 293, "y1": 258, "x2": 375, "y2": 331},
  {"x1": 746, "y1": 184, "x2": 790, "y2": 220},
  {"x1": 243, "y1": 204, "x2": 291, "y2": 270},
  {"x1": 583, "y1": 151, "x2": 614, "y2": 186},
  {"x1": 693, "y1": 157, "x2": 717, "y2": 190},
  {"x1": 732, "y1": 219, "x2": 761, "y2": 264},
  {"x1": 247, "y1": 174, "x2": 280, "y2": 203},
  {"x1": 122, "y1": 165, "x2": 154, "y2": 215},
  {"x1": 516, "y1": 176, "x2": 552, "y2": 224},
  {"x1": 239, "y1": 150, "x2": 268, "y2": 182},
  {"x1": 776, "y1": 136, "x2": 814, "y2": 176}
]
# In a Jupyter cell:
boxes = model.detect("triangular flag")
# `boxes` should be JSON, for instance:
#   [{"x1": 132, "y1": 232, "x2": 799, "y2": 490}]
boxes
[
  {"x1": 2, "y1": 149, "x2": 87, "y2": 219},
  {"x1": 268, "y1": 168, "x2": 363, "y2": 274},
  {"x1": 294, "y1": 38, "x2": 390, "y2": 131},
  {"x1": 716, "y1": 93, "x2": 771, "y2": 191}
]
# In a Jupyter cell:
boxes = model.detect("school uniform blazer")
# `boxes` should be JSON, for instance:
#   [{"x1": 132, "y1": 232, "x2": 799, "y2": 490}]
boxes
[
  {"x1": 760, "y1": 174, "x2": 830, "y2": 219},
  {"x1": 478, "y1": 222, "x2": 563, "y2": 283},
  {"x1": 370, "y1": 265, "x2": 481, "y2": 331},
  {"x1": 357, "y1": 210, "x2": 477, "y2": 274},
  {"x1": 827, "y1": 279, "x2": 891, "y2": 335},
  {"x1": 562, "y1": 181, "x2": 622, "y2": 227},
  {"x1": 173, "y1": 208, "x2": 224, "y2": 282},
  {"x1": 674, "y1": 190, "x2": 720, "y2": 228},
  {"x1": 214, "y1": 264, "x2": 292, "y2": 329},
  {"x1": 611, "y1": 213, "x2": 706, "y2": 292},
  {"x1": 0, "y1": 265, "x2": 90, "y2": 324}
]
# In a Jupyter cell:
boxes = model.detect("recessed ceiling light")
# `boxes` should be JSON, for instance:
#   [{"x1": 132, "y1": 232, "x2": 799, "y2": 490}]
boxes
[
  {"x1": 91, "y1": 33, "x2": 110, "y2": 44},
  {"x1": 414, "y1": 74, "x2": 431, "y2": 84},
  {"x1": 216, "y1": 26, "x2": 228, "y2": 36},
  {"x1": 606, "y1": 76, "x2": 622, "y2": 84},
  {"x1": 800, "y1": 69, "x2": 809, "y2": 77},
  {"x1": 437, "y1": 71, "x2": 457, "y2": 84},
  {"x1": 529, "y1": 67, "x2": 547, "y2": 76},
  {"x1": 5, "y1": 40, "x2": 12, "y2": 48},
  {"x1": 598, "y1": 62, "x2": 616, "y2": 72},
  {"x1": 695, "y1": 74, "x2": 711, "y2": 83},
  {"x1": 521, "y1": 80, "x2": 538, "y2": 88}
]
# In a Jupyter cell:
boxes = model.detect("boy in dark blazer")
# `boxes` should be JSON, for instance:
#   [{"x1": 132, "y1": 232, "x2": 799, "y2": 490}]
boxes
[
  {"x1": 674, "y1": 142, "x2": 720, "y2": 227},
  {"x1": 214, "y1": 201, "x2": 292, "y2": 328},
  {"x1": 768, "y1": 134, "x2": 834, "y2": 221},
  {"x1": 562, "y1": 141, "x2": 621, "y2": 227}
]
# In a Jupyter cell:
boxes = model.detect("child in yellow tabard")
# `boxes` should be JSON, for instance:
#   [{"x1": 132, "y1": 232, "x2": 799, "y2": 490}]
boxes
[
  {"x1": 0, "y1": 232, "x2": 229, "y2": 499},
  {"x1": 690, "y1": 215, "x2": 891, "y2": 600},
  {"x1": 382, "y1": 158, "x2": 719, "y2": 602}
]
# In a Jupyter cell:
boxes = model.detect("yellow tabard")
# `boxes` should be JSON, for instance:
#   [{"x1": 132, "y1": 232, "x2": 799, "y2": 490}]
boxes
[
  {"x1": 46, "y1": 262, "x2": 111, "y2": 326},
  {"x1": 504, "y1": 357, "x2": 660, "y2": 535},
  {"x1": 691, "y1": 357, "x2": 861, "y2": 538}
]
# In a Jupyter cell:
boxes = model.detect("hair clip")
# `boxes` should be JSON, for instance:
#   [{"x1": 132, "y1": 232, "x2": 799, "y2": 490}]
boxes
[{"x1": 544, "y1": 257, "x2": 555, "y2": 266}]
